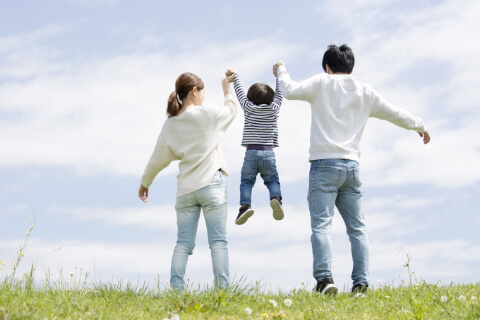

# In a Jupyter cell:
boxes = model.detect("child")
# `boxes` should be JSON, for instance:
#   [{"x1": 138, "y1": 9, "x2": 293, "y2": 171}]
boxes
[{"x1": 226, "y1": 69, "x2": 284, "y2": 225}]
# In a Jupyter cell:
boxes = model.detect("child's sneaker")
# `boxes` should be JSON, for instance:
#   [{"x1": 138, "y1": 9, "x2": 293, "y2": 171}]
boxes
[
  {"x1": 235, "y1": 205, "x2": 254, "y2": 225},
  {"x1": 315, "y1": 277, "x2": 338, "y2": 295},
  {"x1": 270, "y1": 197, "x2": 284, "y2": 220}
]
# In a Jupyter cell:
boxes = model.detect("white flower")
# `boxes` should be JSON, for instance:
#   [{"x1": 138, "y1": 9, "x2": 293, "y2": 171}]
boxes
[
  {"x1": 244, "y1": 308, "x2": 252, "y2": 315},
  {"x1": 268, "y1": 300, "x2": 278, "y2": 308},
  {"x1": 171, "y1": 314, "x2": 180, "y2": 320},
  {"x1": 284, "y1": 299, "x2": 292, "y2": 307},
  {"x1": 459, "y1": 295, "x2": 466, "y2": 300},
  {"x1": 472, "y1": 296, "x2": 477, "y2": 300},
  {"x1": 441, "y1": 295, "x2": 448, "y2": 302},
  {"x1": 377, "y1": 279, "x2": 383, "y2": 288}
]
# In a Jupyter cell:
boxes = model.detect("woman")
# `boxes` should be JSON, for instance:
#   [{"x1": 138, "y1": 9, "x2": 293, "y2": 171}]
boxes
[{"x1": 138, "y1": 71, "x2": 237, "y2": 291}]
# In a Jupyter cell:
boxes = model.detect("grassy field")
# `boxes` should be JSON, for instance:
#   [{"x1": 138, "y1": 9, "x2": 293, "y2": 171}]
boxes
[
  {"x1": 1, "y1": 225, "x2": 479, "y2": 319},
  {"x1": 1, "y1": 273, "x2": 479, "y2": 319}
]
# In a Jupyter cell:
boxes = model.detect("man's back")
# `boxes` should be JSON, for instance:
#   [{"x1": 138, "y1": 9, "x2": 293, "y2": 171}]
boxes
[{"x1": 277, "y1": 67, "x2": 425, "y2": 161}]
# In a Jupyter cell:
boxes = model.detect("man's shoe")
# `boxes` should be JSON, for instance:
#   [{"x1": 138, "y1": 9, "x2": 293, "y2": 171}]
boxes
[
  {"x1": 315, "y1": 277, "x2": 338, "y2": 295},
  {"x1": 235, "y1": 205, "x2": 254, "y2": 225},
  {"x1": 351, "y1": 283, "x2": 368, "y2": 297},
  {"x1": 270, "y1": 197, "x2": 284, "y2": 220}
]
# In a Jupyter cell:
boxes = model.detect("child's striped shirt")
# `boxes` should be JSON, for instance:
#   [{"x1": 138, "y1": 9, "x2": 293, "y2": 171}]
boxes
[{"x1": 233, "y1": 75, "x2": 283, "y2": 147}]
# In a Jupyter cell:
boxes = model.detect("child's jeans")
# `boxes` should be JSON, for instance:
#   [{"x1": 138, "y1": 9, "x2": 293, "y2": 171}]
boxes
[
  {"x1": 240, "y1": 150, "x2": 282, "y2": 205},
  {"x1": 171, "y1": 171, "x2": 229, "y2": 291}
]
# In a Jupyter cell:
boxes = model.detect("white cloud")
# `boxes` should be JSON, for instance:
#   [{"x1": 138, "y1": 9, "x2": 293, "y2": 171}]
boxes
[
  {"x1": 3, "y1": 1, "x2": 480, "y2": 189},
  {"x1": 36, "y1": 199, "x2": 458, "y2": 289},
  {"x1": 0, "y1": 29, "x2": 301, "y2": 180},
  {"x1": 312, "y1": 0, "x2": 480, "y2": 188},
  {"x1": 2, "y1": 216, "x2": 478, "y2": 290},
  {"x1": 47, "y1": 205, "x2": 177, "y2": 229},
  {"x1": 0, "y1": 25, "x2": 67, "y2": 79}
]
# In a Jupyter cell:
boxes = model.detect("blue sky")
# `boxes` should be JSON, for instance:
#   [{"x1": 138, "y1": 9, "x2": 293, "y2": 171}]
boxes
[{"x1": 1, "y1": 0, "x2": 480, "y2": 291}]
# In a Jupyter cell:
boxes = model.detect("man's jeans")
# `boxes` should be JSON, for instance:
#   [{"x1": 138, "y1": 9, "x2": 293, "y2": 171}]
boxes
[
  {"x1": 240, "y1": 150, "x2": 282, "y2": 205},
  {"x1": 171, "y1": 171, "x2": 229, "y2": 291},
  {"x1": 308, "y1": 159, "x2": 369, "y2": 286}
]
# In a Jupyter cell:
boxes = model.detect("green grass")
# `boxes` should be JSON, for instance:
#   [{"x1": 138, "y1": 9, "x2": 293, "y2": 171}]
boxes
[
  {"x1": 1, "y1": 273, "x2": 479, "y2": 319},
  {"x1": 2, "y1": 223, "x2": 479, "y2": 319}
]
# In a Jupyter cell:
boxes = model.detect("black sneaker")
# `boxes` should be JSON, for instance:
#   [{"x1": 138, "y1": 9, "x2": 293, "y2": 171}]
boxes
[
  {"x1": 351, "y1": 283, "x2": 368, "y2": 296},
  {"x1": 235, "y1": 205, "x2": 254, "y2": 225},
  {"x1": 270, "y1": 197, "x2": 284, "y2": 221},
  {"x1": 315, "y1": 277, "x2": 338, "y2": 295}
]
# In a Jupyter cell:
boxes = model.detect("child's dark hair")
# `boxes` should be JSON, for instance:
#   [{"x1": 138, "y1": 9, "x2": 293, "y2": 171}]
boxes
[
  {"x1": 247, "y1": 83, "x2": 275, "y2": 105},
  {"x1": 322, "y1": 44, "x2": 355, "y2": 74}
]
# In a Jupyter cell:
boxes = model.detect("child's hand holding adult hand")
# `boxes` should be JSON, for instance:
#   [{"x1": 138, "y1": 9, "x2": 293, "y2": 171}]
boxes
[
  {"x1": 273, "y1": 62, "x2": 284, "y2": 77},
  {"x1": 225, "y1": 69, "x2": 236, "y2": 82},
  {"x1": 222, "y1": 70, "x2": 236, "y2": 95}
]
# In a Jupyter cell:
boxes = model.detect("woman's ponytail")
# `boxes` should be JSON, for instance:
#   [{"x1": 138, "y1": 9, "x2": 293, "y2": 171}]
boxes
[
  {"x1": 167, "y1": 90, "x2": 182, "y2": 118},
  {"x1": 165, "y1": 73, "x2": 205, "y2": 118}
]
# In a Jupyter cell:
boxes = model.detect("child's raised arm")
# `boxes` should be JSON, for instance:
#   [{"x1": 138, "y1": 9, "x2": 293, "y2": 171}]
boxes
[
  {"x1": 231, "y1": 72, "x2": 249, "y2": 110},
  {"x1": 271, "y1": 78, "x2": 283, "y2": 111}
]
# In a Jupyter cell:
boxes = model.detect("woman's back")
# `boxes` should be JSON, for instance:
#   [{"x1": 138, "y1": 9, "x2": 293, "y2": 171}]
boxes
[{"x1": 142, "y1": 96, "x2": 236, "y2": 197}]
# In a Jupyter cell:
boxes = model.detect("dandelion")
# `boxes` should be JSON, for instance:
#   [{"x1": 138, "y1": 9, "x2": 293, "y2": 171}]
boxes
[
  {"x1": 244, "y1": 308, "x2": 252, "y2": 315},
  {"x1": 284, "y1": 298, "x2": 292, "y2": 307},
  {"x1": 377, "y1": 279, "x2": 383, "y2": 288},
  {"x1": 262, "y1": 313, "x2": 269, "y2": 318},
  {"x1": 459, "y1": 295, "x2": 466, "y2": 300},
  {"x1": 441, "y1": 295, "x2": 448, "y2": 302},
  {"x1": 69, "y1": 272, "x2": 75, "y2": 277},
  {"x1": 269, "y1": 300, "x2": 277, "y2": 308}
]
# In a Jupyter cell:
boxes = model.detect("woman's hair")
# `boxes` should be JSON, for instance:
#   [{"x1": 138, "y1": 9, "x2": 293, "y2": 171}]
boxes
[{"x1": 167, "y1": 73, "x2": 205, "y2": 117}]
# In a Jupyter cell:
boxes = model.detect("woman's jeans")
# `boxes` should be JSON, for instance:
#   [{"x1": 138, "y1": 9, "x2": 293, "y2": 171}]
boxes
[
  {"x1": 171, "y1": 171, "x2": 229, "y2": 291},
  {"x1": 240, "y1": 150, "x2": 282, "y2": 205},
  {"x1": 308, "y1": 159, "x2": 369, "y2": 286}
]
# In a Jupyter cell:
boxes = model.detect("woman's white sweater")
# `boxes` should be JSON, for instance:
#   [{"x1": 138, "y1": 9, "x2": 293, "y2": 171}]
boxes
[{"x1": 141, "y1": 94, "x2": 237, "y2": 197}]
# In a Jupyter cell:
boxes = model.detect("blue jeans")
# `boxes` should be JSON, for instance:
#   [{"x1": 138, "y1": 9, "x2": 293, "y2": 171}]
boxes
[
  {"x1": 171, "y1": 171, "x2": 229, "y2": 291},
  {"x1": 239, "y1": 150, "x2": 282, "y2": 205},
  {"x1": 308, "y1": 159, "x2": 369, "y2": 287}
]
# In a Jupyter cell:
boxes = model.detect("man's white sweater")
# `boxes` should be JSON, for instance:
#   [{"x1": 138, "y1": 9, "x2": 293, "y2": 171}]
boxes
[
  {"x1": 141, "y1": 94, "x2": 237, "y2": 197},
  {"x1": 277, "y1": 66, "x2": 426, "y2": 162}
]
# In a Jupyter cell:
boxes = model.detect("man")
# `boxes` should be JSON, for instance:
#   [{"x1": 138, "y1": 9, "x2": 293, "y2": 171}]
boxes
[{"x1": 273, "y1": 44, "x2": 430, "y2": 294}]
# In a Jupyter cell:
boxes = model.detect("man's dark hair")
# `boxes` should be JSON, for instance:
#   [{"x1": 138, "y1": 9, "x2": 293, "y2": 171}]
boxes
[
  {"x1": 247, "y1": 83, "x2": 275, "y2": 105},
  {"x1": 322, "y1": 44, "x2": 355, "y2": 74}
]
